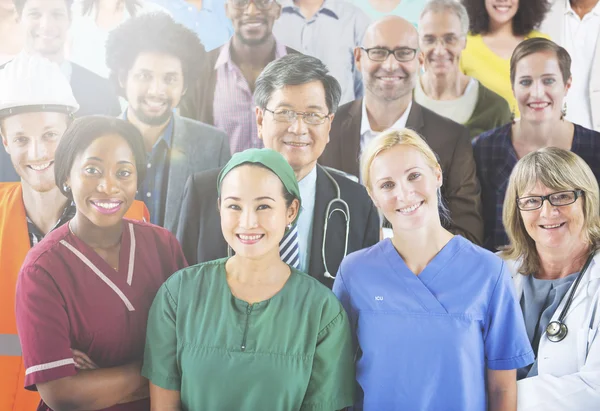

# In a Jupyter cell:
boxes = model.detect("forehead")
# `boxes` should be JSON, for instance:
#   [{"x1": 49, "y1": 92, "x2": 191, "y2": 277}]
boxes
[
  {"x1": 370, "y1": 145, "x2": 430, "y2": 178},
  {"x1": 2, "y1": 112, "x2": 68, "y2": 134},
  {"x1": 419, "y1": 10, "x2": 462, "y2": 35},
  {"x1": 515, "y1": 51, "x2": 562, "y2": 76},
  {"x1": 22, "y1": 0, "x2": 69, "y2": 12},
  {"x1": 267, "y1": 81, "x2": 328, "y2": 110},
  {"x1": 221, "y1": 165, "x2": 284, "y2": 197},
  {"x1": 364, "y1": 21, "x2": 418, "y2": 49},
  {"x1": 130, "y1": 52, "x2": 183, "y2": 74},
  {"x1": 76, "y1": 133, "x2": 134, "y2": 161},
  {"x1": 521, "y1": 180, "x2": 570, "y2": 196}
]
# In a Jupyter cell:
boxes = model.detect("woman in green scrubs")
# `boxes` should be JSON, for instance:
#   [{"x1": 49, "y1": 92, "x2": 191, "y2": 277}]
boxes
[{"x1": 143, "y1": 149, "x2": 355, "y2": 410}]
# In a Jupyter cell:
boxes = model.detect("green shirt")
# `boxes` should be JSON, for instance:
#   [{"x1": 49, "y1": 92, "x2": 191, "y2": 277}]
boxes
[{"x1": 142, "y1": 258, "x2": 355, "y2": 410}]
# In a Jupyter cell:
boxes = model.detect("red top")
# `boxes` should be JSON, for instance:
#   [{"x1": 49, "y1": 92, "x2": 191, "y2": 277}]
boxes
[{"x1": 16, "y1": 219, "x2": 187, "y2": 411}]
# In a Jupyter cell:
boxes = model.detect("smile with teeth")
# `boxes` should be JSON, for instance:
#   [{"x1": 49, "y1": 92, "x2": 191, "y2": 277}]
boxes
[
  {"x1": 28, "y1": 161, "x2": 53, "y2": 171},
  {"x1": 285, "y1": 142, "x2": 309, "y2": 147},
  {"x1": 398, "y1": 201, "x2": 423, "y2": 214},
  {"x1": 92, "y1": 201, "x2": 121, "y2": 210},
  {"x1": 493, "y1": 5, "x2": 512, "y2": 12},
  {"x1": 540, "y1": 223, "x2": 565, "y2": 229},
  {"x1": 145, "y1": 100, "x2": 166, "y2": 108},
  {"x1": 528, "y1": 102, "x2": 551, "y2": 109},
  {"x1": 237, "y1": 234, "x2": 264, "y2": 241}
]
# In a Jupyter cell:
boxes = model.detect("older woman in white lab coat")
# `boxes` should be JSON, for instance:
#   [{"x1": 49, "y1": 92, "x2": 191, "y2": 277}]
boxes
[{"x1": 501, "y1": 147, "x2": 600, "y2": 411}]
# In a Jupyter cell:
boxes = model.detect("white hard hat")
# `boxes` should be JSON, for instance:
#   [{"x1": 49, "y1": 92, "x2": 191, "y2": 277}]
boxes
[{"x1": 0, "y1": 53, "x2": 79, "y2": 118}]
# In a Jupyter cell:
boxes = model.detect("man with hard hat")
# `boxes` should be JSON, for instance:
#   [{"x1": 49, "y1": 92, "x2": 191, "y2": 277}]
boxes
[{"x1": 0, "y1": 53, "x2": 147, "y2": 411}]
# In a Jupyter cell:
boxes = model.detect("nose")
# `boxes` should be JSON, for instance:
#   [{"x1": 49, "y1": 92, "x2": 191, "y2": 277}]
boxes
[
  {"x1": 147, "y1": 78, "x2": 166, "y2": 96},
  {"x1": 382, "y1": 53, "x2": 399, "y2": 71},
  {"x1": 395, "y1": 179, "x2": 415, "y2": 201},
  {"x1": 288, "y1": 115, "x2": 308, "y2": 135},
  {"x1": 28, "y1": 139, "x2": 49, "y2": 161},
  {"x1": 539, "y1": 198, "x2": 560, "y2": 218},
  {"x1": 433, "y1": 40, "x2": 446, "y2": 54},
  {"x1": 531, "y1": 80, "x2": 545, "y2": 98},
  {"x1": 240, "y1": 207, "x2": 258, "y2": 229},
  {"x1": 245, "y1": 0, "x2": 259, "y2": 15},
  {"x1": 97, "y1": 173, "x2": 120, "y2": 195},
  {"x1": 39, "y1": 14, "x2": 51, "y2": 31}
]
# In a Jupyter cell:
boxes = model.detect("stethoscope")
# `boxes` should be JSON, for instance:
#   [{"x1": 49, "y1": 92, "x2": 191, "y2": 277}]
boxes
[
  {"x1": 545, "y1": 252, "x2": 594, "y2": 343},
  {"x1": 319, "y1": 165, "x2": 350, "y2": 280}
]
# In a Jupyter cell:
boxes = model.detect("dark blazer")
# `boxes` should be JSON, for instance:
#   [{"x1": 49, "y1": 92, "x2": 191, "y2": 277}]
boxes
[
  {"x1": 179, "y1": 44, "x2": 298, "y2": 124},
  {"x1": 320, "y1": 99, "x2": 483, "y2": 245},
  {"x1": 176, "y1": 164, "x2": 380, "y2": 289}
]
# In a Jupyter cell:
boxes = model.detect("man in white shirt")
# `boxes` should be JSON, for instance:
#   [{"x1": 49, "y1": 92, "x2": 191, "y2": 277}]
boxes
[{"x1": 541, "y1": 0, "x2": 600, "y2": 131}]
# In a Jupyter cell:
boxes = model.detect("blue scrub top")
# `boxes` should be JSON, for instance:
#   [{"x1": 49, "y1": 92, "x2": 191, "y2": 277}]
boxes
[{"x1": 333, "y1": 235, "x2": 534, "y2": 410}]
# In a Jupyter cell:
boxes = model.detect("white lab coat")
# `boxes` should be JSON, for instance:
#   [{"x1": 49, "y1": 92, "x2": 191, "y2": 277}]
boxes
[{"x1": 506, "y1": 254, "x2": 600, "y2": 410}]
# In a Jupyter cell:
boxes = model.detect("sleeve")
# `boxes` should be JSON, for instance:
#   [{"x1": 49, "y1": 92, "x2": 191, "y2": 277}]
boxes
[
  {"x1": 484, "y1": 262, "x2": 534, "y2": 370},
  {"x1": 444, "y1": 127, "x2": 484, "y2": 245},
  {"x1": 142, "y1": 276, "x2": 181, "y2": 391},
  {"x1": 176, "y1": 175, "x2": 201, "y2": 265},
  {"x1": 300, "y1": 308, "x2": 356, "y2": 411},
  {"x1": 15, "y1": 264, "x2": 76, "y2": 389}
]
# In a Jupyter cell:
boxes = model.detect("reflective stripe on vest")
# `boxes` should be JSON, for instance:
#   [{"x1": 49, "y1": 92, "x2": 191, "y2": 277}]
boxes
[{"x1": 0, "y1": 334, "x2": 22, "y2": 356}]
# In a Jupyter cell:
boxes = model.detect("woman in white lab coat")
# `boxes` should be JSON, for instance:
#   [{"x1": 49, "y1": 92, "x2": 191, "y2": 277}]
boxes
[{"x1": 501, "y1": 147, "x2": 600, "y2": 410}]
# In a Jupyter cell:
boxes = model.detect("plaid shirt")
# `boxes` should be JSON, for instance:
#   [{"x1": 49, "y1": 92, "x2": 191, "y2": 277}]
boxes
[
  {"x1": 26, "y1": 202, "x2": 76, "y2": 247},
  {"x1": 213, "y1": 38, "x2": 288, "y2": 154},
  {"x1": 473, "y1": 123, "x2": 600, "y2": 251}
]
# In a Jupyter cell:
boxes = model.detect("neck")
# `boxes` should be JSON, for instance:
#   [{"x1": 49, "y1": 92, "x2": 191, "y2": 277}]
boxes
[
  {"x1": 95, "y1": 0, "x2": 125, "y2": 29},
  {"x1": 571, "y1": 0, "x2": 599, "y2": 18},
  {"x1": 21, "y1": 184, "x2": 69, "y2": 236},
  {"x1": 536, "y1": 240, "x2": 590, "y2": 279},
  {"x1": 514, "y1": 118, "x2": 572, "y2": 149},
  {"x1": 70, "y1": 213, "x2": 123, "y2": 249},
  {"x1": 364, "y1": 92, "x2": 412, "y2": 132},
  {"x1": 420, "y1": 69, "x2": 469, "y2": 100},
  {"x1": 126, "y1": 110, "x2": 171, "y2": 151},
  {"x1": 294, "y1": 163, "x2": 316, "y2": 182},
  {"x1": 226, "y1": 249, "x2": 289, "y2": 285},
  {"x1": 391, "y1": 222, "x2": 454, "y2": 275},
  {"x1": 295, "y1": 0, "x2": 324, "y2": 19},
  {"x1": 29, "y1": 48, "x2": 64, "y2": 63},
  {"x1": 487, "y1": 18, "x2": 514, "y2": 37},
  {"x1": 230, "y1": 34, "x2": 277, "y2": 68}
]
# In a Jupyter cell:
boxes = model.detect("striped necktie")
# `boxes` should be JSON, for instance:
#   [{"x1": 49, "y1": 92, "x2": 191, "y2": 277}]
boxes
[{"x1": 280, "y1": 225, "x2": 300, "y2": 269}]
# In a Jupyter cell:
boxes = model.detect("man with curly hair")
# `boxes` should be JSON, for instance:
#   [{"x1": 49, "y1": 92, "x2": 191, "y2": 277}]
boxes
[
  {"x1": 541, "y1": 0, "x2": 600, "y2": 132},
  {"x1": 105, "y1": 12, "x2": 231, "y2": 231}
]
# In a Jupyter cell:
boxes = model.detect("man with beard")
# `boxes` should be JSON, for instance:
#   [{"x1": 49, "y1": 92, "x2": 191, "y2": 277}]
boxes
[
  {"x1": 105, "y1": 12, "x2": 231, "y2": 231},
  {"x1": 180, "y1": 0, "x2": 295, "y2": 154},
  {"x1": 320, "y1": 16, "x2": 483, "y2": 245}
]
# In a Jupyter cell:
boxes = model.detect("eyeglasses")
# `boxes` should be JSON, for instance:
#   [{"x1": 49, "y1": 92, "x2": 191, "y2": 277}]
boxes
[
  {"x1": 229, "y1": 0, "x2": 274, "y2": 10},
  {"x1": 264, "y1": 108, "x2": 331, "y2": 125},
  {"x1": 420, "y1": 34, "x2": 462, "y2": 48},
  {"x1": 517, "y1": 190, "x2": 584, "y2": 211},
  {"x1": 360, "y1": 47, "x2": 418, "y2": 62}
]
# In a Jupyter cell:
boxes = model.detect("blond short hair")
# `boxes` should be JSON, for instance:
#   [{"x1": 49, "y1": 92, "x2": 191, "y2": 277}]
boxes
[{"x1": 501, "y1": 147, "x2": 600, "y2": 274}]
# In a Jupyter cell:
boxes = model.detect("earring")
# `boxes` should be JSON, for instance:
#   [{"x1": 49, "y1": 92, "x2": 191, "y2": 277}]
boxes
[
  {"x1": 561, "y1": 101, "x2": 567, "y2": 120},
  {"x1": 63, "y1": 183, "x2": 70, "y2": 192},
  {"x1": 510, "y1": 106, "x2": 516, "y2": 124},
  {"x1": 286, "y1": 223, "x2": 292, "y2": 230}
]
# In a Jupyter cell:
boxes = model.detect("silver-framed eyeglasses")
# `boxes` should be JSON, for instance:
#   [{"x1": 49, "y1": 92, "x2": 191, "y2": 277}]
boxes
[
  {"x1": 263, "y1": 108, "x2": 331, "y2": 125},
  {"x1": 360, "y1": 47, "x2": 418, "y2": 62},
  {"x1": 229, "y1": 0, "x2": 274, "y2": 10},
  {"x1": 517, "y1": 190, "x2": 584, "y2": 211},
  {"x1": 420, "y1": 34, "x2": 462, "y2": 48}
]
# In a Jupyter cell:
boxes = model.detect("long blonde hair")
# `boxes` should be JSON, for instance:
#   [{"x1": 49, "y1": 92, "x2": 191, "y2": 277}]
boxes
[{"x1": 501, "y1": 147, "x2": 600, "y2": 274}]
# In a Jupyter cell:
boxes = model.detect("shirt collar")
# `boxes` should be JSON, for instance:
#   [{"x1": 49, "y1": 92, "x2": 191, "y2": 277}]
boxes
[
  {"x1": 361, "y1": 99, "x2": 413, "y2": 135},
  {"x1": 280, "y1": 0, "x2": 340, "y2": 19},
  {"x1": 215, "y1": 37, "x2": 288, "y2": 70},
  {"x1": 121, "y1": 109, "x2": 175, "y2": 150},
  {"x1": 565, "y1": 0, "x2": 600, "y2": 16},
  {"x1": 298, "y1": 164, "x2": 318, "y2": 203}
]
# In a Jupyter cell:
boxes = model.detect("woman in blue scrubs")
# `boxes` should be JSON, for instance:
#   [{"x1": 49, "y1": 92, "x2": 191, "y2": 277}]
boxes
[{"x1": 333, "y1": 128, "x2": 534, "y2": 410}]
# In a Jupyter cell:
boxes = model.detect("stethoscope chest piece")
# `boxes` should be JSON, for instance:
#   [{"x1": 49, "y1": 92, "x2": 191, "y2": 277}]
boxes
[{"x1": 546, "y1": 320, "x2": 568, "y2": 342}]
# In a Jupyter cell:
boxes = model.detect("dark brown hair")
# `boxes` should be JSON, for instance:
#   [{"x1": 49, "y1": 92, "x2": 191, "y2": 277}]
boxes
[
  {"x1": 461, "y1": 0, "x2": 548, "y2": 36},
  {"x1": 510, "y1": 37, "x2": 572, "y2": 86}
]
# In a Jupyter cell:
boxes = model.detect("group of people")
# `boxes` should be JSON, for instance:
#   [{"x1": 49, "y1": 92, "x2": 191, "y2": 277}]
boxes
[{"x1": 1, "y1": 0, "x2": 600, "y2": 410}]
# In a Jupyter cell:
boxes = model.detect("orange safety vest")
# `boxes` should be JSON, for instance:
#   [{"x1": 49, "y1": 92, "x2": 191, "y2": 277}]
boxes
[{"x1": 0, "y1": 183, "x2": 149, "y2": 411}]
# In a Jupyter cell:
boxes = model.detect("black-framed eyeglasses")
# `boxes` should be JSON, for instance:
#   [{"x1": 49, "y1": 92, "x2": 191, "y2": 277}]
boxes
[
  {"x1": 360, "y1": 47, "x2": 418, "y2": 62},
  {"x1": 229, "y1": 0, "x2": 274, "y2": 10},
  {"x1": 517, "y1": 190, "x2": 584, "y2": 211},
  {"x1": 264, "y1": 108, "x2": 331, "y2": 125}
]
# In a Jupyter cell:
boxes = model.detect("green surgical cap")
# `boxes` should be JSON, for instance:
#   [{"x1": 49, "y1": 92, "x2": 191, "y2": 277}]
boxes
[{"x1": 217, "y1": 148, "x2": 301, "y2": 223}]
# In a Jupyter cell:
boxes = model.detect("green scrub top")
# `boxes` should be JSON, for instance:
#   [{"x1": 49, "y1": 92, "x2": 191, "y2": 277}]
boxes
[{"x1": 142, "y1": 258, "x2": 356, "y2": 410}]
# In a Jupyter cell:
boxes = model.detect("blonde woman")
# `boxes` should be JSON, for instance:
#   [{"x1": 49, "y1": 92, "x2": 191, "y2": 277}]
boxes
[
  {"x1": 501, "y1": 147, "x2": 600, "y2": 409},
  {"x1": 333, "y1": 128, "x2": 533, "y2": 410}
]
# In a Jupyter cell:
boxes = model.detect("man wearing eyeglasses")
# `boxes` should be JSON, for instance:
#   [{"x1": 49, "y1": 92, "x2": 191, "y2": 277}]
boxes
[
  {"x1": 176, "y1": 54, "x2": 380, "y2": 288},
  {"x1": 181, "y1": 0, "x2": 295, "y2": 154},
  {"x1": 320, "y1": 15, "x2": 483, "y2": 245}
]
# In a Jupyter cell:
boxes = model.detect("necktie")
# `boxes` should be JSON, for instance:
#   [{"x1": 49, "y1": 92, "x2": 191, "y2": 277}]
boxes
[{"x1": 280, "y1": 225, "x2": 300, "y2": 269}]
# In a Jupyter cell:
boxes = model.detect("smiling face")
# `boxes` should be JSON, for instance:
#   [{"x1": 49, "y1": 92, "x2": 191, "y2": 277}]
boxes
[
  {"x1": 256, "y1": 81, "x2": 332, "y2": 179},
  {"x1": 66, "y1": 134, "x2": 138, "y2": 229},
  {"x1": 368, "y1": 144, "x2": 442, "y2": 233},
  {"x1": 485, "y1": 0, "x2": 518, "y2": 28},
  {"x1": 225, "y1": 0, "x2": 281, "y2": 46},
  {"x1": 519, "y1": 181, "x2": 586, "y2": 253},
  {"x1": 122, "y1": 52, "x2": 184, "y2": 126},
  {"x1": 357, "y1": 17, "x2": 419, "y2": 102},
  {"x1": 219, "y1": 165, "x2": 299, "y2": 260},
  {"x1": 19, "y1": 0, "x2": 70, "y2": 60},
  {"x1": 1, "y1": 111, "x2": 69, "y2": 192},
  {"x1": 513, "y1": 50, "x2": 570, "y2": 124},
  {"x1": 418, "y1": 10, "x2": 466, "y2": 76}
]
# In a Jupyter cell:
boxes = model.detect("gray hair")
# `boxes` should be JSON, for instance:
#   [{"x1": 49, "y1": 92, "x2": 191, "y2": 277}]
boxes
[
  {"x1": 420, "y1": 0, "x2": 470, "y2": 37},
  {"x1": 254, "y1": 53, "x2": 342, "y2": 114}
]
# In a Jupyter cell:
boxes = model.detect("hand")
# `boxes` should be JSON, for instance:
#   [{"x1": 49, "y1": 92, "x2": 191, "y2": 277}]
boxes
[{"x1": 71, "y1": 349, "x2": 99, "y2": 370}]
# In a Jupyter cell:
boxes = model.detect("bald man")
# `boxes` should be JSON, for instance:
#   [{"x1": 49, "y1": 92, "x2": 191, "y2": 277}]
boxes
[{"x1": 319, "y1": 16, "x2": 483, "y2": 245}]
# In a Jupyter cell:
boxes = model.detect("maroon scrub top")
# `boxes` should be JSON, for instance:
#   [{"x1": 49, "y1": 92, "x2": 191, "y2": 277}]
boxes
[{"x1": 15, "y1": 219, "x2": 188, "y2": 411}]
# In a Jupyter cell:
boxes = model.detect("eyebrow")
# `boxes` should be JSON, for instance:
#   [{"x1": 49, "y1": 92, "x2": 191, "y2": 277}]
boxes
[
  {"x1": 224, "y1": 196, "x2": 276, "y2": 201},
  {"x1": 85, "y1": 157, "x2": 134, "y2": 166},
  {"x1": 276, "y1": 103, "x2": 327, "y2": 111}
]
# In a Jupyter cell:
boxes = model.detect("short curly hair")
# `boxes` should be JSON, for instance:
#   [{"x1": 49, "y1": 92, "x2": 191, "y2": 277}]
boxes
[
  {"x1": 105, "y1": 12, "x2": 205, "y2": 97},
  {"x1": 461, "y1": 0, "x2": 548, "y2": 36}
]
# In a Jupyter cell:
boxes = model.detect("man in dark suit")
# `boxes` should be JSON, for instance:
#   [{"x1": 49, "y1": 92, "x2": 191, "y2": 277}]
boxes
[
  {"x1": 177, "y1": 54, "x2": 380, "y2": 289},
  {"x1": 1, "y1": 0, "x2": 121, "y2": 182},
  {"x1": 319, "y1": 16, "x2": 483, "y2": 244}
]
